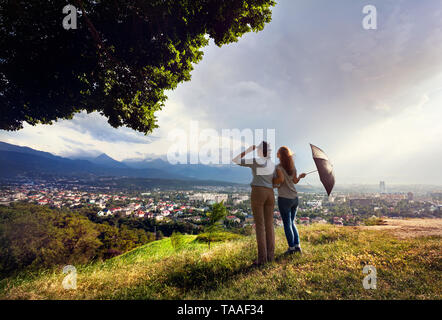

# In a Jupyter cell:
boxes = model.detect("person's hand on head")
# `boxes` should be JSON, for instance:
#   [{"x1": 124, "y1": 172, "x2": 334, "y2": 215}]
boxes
[{"x1": 246, "y1": 145, "x2": 256, "y2": 153}]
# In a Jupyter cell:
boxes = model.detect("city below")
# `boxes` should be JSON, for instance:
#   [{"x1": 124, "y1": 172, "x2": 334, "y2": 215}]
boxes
[{"x1": 1, "y1": 178, "x2": 441, "y2": 230}]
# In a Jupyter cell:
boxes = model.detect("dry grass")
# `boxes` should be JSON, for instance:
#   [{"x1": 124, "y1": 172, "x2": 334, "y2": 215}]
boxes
[
  {"x1": 360, "y1": 218, "x2": 442, "y2": 239},
  {"x1": 1, "y1": 221, "x2": 441, "y2": 300}
]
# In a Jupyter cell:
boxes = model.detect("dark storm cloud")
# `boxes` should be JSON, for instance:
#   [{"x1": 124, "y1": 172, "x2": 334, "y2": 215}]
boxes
[
  {"x1": 169, "y1": 0, "x2": 442, "y2": 134},
  {"x1": 161, "y1": 0, "x2": 442, "y2": 180}
]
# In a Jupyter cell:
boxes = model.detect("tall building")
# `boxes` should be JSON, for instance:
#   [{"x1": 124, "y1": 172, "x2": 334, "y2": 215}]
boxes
[
  {"x1": 379, "y1": 181, "x2": 386, "y2": 193},
  {"x1": 407, "y1": 192, "x2": 414, "y2": 201}
]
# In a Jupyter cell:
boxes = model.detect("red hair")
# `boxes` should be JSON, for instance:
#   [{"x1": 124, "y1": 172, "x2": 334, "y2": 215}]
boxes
[{"x1": 278, "y1": 146, "x2": 296, "y2": 176}]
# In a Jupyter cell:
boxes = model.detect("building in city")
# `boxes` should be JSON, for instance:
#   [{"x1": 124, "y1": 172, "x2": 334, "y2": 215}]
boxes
[
  {"x1": 380, "y1": 181, "x2": 386, "y2": 193},
  {"x1": 189, "y1": 193, "x2": 228, "y2": 203}
]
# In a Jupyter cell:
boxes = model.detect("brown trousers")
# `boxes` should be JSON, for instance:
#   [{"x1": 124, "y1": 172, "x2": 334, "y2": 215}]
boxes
[{"x1": 251, "y1": 186, "x2": 275, "y2": 264}]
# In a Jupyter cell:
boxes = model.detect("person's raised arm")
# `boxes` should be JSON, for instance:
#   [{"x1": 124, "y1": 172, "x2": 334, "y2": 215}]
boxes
[
  {"x1": 232, "y1": 145, "x2": 256, "y2": 165},
  {"x1": 293, "y1": 172, "x2": 307, "y2": 184},
  {"x1": 273, "y1": 168, "x2": 284, "y2": 185}
]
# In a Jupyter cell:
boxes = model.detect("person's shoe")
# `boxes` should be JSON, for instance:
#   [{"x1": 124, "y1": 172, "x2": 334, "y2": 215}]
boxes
[
  {"x1": 286, "y1": 247, "x2": 302, "y2": 255},
  {"x1": 292, "y1": 247, "x2": 302, "y2": 254},
  {"x1": 252, "y1": 260, "x2": 265, "y2": 267}
]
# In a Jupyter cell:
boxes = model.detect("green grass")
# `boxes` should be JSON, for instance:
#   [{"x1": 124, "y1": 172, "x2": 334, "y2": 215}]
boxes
[
  {"x1": 195, "y1": 231, "x2": 243, "y2": 243},
  {"x1": 0, "y1": 224, "x2": 440, "y2": 300}
]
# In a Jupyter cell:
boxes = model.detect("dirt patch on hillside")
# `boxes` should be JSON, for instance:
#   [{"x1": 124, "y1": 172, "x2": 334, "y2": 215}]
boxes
[{"x1": 360, "y1": 218, "x2": 442, "y2": 239}]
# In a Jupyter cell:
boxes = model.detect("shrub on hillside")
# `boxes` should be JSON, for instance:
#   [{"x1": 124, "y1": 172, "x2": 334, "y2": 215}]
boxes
[
  {"x1": 0, "y1": 204, "x2": 153, "y2": 277},
  {"x1": 364, "y1": 217, "x2": 387, "y2": 226},
  {"x1": 170, "y1": 231, "x2": 186, "y2": 252},
  {"x1": 204, "y1": 202, "x2": 228, "y2": 249}
]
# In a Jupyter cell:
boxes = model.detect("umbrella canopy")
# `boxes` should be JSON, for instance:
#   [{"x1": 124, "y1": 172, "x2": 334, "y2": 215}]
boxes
[{"x1": 310, "y1": 144, "x2": 335, "y2": 196}]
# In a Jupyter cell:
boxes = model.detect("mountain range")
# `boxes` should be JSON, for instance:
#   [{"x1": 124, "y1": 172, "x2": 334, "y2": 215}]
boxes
[{"x1": 0, "y1": 141, "x2": 250, "y2": 183}]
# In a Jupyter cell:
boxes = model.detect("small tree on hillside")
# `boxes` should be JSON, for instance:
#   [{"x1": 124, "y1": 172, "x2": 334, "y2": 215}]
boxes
[
  {"x1": 205, "y1": 201, "x2": 227, "y2": 249},
  {"x1": 170, "y1": 231, "x2": 185, "y2": 252}
]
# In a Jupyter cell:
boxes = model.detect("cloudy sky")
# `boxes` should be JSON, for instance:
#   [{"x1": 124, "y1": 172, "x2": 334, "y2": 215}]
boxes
[{"x1": 1, "y1": 0, "x2": 442, "y2": 185}]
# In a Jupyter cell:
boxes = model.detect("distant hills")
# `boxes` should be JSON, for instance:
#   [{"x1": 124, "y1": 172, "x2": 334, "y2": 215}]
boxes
[
  {"x1": 122, "y1": 158, "x2": 251, "y2": 183},
  {"x1": 0, "y1": 141, "x2": 60, "y2": 160},
  {"x1": 0, "y1": 141, "x2": 250, "y2": 183},
  {"x1": 74, "y1": 153, "x2": 130, "y2": 169}
]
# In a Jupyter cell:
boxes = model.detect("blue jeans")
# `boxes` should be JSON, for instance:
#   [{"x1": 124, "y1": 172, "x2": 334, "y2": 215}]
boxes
[{"x1": 277, "y1": 196, "x2": 300, "y2": 248}]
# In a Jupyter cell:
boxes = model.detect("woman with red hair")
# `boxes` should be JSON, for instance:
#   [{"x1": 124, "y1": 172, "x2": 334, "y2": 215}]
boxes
[{"x1": 273, "y1": 146, "x2": 306, "y2": 254}]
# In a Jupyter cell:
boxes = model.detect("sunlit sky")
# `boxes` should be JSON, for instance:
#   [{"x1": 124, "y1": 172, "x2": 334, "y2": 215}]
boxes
[{"x1": 1, "y1": 0, "x2": 442, "y2": 185}]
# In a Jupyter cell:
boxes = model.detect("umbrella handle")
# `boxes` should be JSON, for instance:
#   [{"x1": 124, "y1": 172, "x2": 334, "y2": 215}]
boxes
[{"x1": 305, "y1": 170, "x2": 318, "y2": 175}]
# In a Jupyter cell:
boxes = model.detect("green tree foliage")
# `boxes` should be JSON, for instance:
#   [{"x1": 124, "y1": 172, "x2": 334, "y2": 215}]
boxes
[
  {"x1": 0, "y1": 203, "x2": 152, "y2": 277},
  {"x1": 0, "y1": 205, "x2": 101, "y2": 276},
  {"x1": 170, "y1": 231, "x2": 185, "y2": 252},
  {"x1": 0, "y1": 0, "x2": 275, "y2": 133},
  {"x1": 204, "y1": 201, "x2": 227, "y2": 249}
]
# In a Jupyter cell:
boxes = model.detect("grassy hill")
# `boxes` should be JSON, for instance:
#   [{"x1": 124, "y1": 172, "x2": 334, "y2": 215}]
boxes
[{"x1": 1, "y1": 223, "x2": 440, "y2": 300}]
